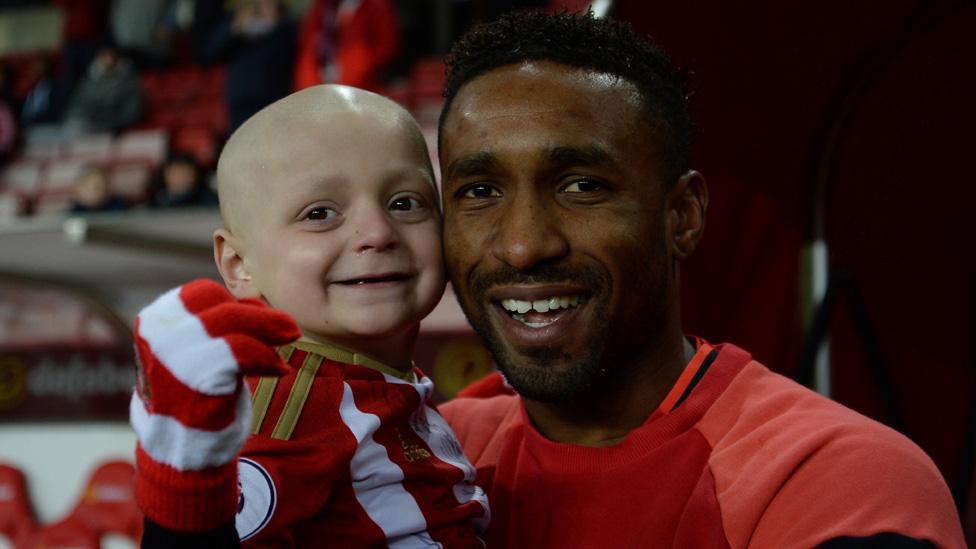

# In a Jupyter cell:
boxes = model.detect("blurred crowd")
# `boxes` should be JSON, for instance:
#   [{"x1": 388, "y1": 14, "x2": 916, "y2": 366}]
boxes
[{"x1": 0, "y1": 0, "x2": 553, "y2": 219}]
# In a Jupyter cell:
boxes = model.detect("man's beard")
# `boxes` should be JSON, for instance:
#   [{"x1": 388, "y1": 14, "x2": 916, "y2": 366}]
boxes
[{"x1": 459, "y1": 263, "x2": 613, "y2": 403}]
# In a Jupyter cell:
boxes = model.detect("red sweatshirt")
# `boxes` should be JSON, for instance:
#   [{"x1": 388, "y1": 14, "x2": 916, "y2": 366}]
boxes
[{"x1": 440, "y1": 341, "x2": 965, "y2": 548}]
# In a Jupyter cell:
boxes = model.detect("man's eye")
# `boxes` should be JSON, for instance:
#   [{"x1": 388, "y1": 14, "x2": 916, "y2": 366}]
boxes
[
  {"x1": 461, "y1": 184, "x2": 501, "y2": 199},
  {"x1": 389, "y1": 196, "x2": 425, "y2": 211},
  {"x1": 304, "y1": 207, "x2": 337, "y2": 221},
  {"x1": 562, "y1": 180, "x2": 604, "y2": 193}
]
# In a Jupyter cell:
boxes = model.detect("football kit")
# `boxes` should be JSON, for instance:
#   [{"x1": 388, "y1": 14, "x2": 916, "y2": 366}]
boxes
[{"x1": 441, "y1": 340, "x2": 965, "y2": 548}]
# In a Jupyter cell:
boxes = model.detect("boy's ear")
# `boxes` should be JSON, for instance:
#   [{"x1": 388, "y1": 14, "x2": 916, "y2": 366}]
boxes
[{"x1": 213, "y1": 228, "x2": 261, "y2": 299}]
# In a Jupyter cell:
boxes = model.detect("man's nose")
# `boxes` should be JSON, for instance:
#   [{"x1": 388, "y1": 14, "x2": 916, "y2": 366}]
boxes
[{"x1": 489, "y1": 196, "x2": 569, "y2": 270}]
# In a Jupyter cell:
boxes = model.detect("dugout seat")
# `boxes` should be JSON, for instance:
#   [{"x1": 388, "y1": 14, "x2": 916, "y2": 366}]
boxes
[
  {"x1": 64, "y1": 460, "x2": 142, "y2": 542},
  {"x1": 0, "y1": 463, "x2": 37, "y2": 548}
]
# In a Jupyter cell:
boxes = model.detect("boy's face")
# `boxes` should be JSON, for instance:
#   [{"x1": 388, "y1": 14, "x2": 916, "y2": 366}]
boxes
[{"x1": 232, "y1": 111, "x2": 444, "y2": 349}]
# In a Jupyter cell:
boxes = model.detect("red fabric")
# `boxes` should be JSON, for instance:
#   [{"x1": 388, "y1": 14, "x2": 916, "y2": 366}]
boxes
[
  {"x1": 238, "y1": 342, "x2": 486, "y2": 547},
  {"x1": 52, "y1": 0, "x2": 109, "y2": 42},
  {"x1": 294, "y1": 0, "x2": 400, "y2": 91},
  {"x1": 440, "y1": 341, "x2": 965, "y2": 548},
  {"x1": 135, "y1": 445, "x2": 240, "y2": 532},
  {"x1": 0, "y1": 464, "x2": 36, "y2": 547},
  {"x1": 65, "y1": 460, "x2": 142, "y2": 541},
  {"x1": 26, "y1": 518, "x2": 99, "y2": 549},
  {"x1": 132, "y1": 280, "x2": 299, "y2": 532},
  {"x1": 455, "y1": 371, "x2": 514, "y2": 399}
]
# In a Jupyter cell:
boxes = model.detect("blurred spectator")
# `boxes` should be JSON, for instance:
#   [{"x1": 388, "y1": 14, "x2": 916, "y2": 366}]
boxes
[
  {"x1": 196, "y1": 0, "x2": 296, "y2": 132},
  {"x1": 294, "y1": 0, "x2": 400, "y2": 92},
  {"x1": 20, "y1": 56, "x2": 71, "y2": 127},
  {"x1": 69, "y1": 167, "x2": 127, "y2": 213},
  {"x1": 0, "y1": 64, "x2": 18, "y2": 162},
  {"x1": 110, "y1": 0, "x2": 179, "y2": 68},
  {"x1": 52, "y1": 0, "x2": 111, "y2": 86},
  {"x1": 148, "y1": 152, "x2": 217, "y2": 208},
  {"x1": 63, "y1": 45, "x2": 143, "y2": 135}
]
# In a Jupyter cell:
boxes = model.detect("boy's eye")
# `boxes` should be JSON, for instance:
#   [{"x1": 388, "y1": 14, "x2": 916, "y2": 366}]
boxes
[
  {"x1": 389, "y1": 196, "x2": 425, "y2": 211},
  {"x1": 460, "y1": 184, "x2": 501, "y2": 199},
  {"x1": 562, "y1": 179, "x2": 604, "y2": 193},
  {"x1": 304, "y1": 206, "x2": 337, "y2": 221}
]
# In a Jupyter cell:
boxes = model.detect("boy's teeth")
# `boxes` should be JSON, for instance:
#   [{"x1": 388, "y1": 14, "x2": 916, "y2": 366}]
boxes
[{"x1": 500, "y1": 296, "x2": 585, "y2": 314}]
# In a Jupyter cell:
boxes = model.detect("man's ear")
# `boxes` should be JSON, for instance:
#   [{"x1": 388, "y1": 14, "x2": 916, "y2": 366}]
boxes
[
  {"x1": 666, "y1": 170, "x2": 708, "y2": 260},
  {"x1": 213, "y1": 228, "x2": 261, "y2": 299}
]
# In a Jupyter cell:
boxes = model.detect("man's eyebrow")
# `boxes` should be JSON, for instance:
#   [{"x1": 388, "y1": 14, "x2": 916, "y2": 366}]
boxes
[
  {"x1": 445, "y1": 151, "x2": 499, "y2": 181},
  {"x1": 547, "y1": 145, "x2": 617, "y2": 170}
]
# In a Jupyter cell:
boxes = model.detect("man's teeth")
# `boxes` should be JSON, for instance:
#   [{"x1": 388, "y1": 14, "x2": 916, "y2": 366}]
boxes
[{"x1": 500, "y1": 296, "x2": 584, "y2": 314}]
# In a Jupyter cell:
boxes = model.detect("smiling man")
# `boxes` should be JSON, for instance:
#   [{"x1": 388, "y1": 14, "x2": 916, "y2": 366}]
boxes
[{"x1": 436, "y1": 11, "x2": 964, "y2": 548}]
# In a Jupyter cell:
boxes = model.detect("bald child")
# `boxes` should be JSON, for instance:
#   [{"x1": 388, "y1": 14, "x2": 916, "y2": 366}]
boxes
[{"x1": 131, "y1": 85, "x2": 489, "y2": 548}]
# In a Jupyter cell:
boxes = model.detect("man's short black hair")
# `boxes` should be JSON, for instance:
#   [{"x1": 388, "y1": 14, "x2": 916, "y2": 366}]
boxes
[{"x1": 440, "y1": 10, "x2": 691, "y2": 185}]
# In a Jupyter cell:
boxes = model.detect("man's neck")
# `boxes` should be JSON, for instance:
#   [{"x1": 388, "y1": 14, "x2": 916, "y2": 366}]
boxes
[{"x1": 523, "y1": 336, "x2": 697, "y2": 447}]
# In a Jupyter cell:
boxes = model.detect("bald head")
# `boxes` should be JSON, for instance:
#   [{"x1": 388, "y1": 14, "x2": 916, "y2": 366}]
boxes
[{"x1": 217, "y1": 85, "x2": 432, "y2": 236}]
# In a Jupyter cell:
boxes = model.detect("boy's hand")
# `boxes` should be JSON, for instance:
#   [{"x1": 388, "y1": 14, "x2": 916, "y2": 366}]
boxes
[{"x1": 129, "y1": 279, "x2": 300, "y2": 532}]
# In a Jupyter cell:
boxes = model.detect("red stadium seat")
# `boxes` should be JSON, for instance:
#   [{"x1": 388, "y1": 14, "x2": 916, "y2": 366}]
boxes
[
  {"x1": 172, "y1": 126, "x2": 217, "y2": 167},
  {"x1": 0, "y1": 463, "x2": 37, "y2": 548},
  {"x1": 64, "y1": 460, "x2": 142, "y2": 542},
  {"x1": 25, "y1": 518, "x2": 99, "y2": 549}
]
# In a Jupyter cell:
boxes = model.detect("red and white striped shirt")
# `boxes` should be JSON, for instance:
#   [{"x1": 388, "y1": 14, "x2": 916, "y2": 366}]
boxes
[{"x1": 237, "y1": 340, "x2": 488, "y2": 548}]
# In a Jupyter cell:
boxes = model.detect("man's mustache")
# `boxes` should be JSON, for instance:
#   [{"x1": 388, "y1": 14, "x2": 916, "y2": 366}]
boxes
[{"x1": 469, "y1": 263, "x2": 609, "y2": 298}]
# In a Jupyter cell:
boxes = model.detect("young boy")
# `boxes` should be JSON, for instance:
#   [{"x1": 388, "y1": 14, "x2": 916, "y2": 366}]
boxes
[{"x1": 130, "y1": 85, "x2": 489, "y2": 547}]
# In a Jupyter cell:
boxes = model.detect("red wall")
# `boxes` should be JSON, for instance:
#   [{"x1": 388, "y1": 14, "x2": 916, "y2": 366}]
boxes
[{"x1": 616, "y1": 0, "x2": 976, "y2": 536}]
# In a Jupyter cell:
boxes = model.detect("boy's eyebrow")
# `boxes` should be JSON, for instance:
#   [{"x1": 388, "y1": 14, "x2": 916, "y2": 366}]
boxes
[{"x1": 444, "y1": 151, "x2": 499, "y2": 182}]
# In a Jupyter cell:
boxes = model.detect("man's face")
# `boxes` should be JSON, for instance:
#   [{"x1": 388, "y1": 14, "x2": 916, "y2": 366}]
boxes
[
  {"x1": 239, "y1": 112, "x2": 445, "y2": 348},
  {"x1": 440, "y1": 61, "x2": 675, "y2": 402}
]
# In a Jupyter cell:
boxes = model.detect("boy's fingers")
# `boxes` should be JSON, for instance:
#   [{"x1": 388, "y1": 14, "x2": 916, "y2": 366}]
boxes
[
  {"x1": 176, "y1": 279, "x2": 237, "y2": 314},
  {"x1": 222, "y1": 335, "x2": 293, "y2": 378},
  {"x1": 196, "y1": 302, "x2": 301, "y2": 345}
]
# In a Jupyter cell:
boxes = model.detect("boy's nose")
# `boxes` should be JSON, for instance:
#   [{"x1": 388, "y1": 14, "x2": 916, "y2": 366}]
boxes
[{"x1": 351, "y1": 210, "x2": 399, "y2": 253}]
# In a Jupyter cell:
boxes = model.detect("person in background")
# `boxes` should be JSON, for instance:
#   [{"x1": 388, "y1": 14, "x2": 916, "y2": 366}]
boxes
[
  {"x1": 68, "y1": 166, "x2": 126, "y2": 214},
  {"x1": 293, "y1": 0, "x2": 400, "y2": 92},
  {"x1": 148, "y1": 152, "x2": 217, "y2": 208},
  {"x1": 52, "y1": 0, "x2": 111, "y2": 87},
  {"x1": 0, "y1": 64, "x2": 18, "y2": 164},
  {"x1": 62, "y1": 45, "x2": 143, "y2": 136},
  {"x1": 20, "y1": 56, "x2": 71, "y2": 129},
  {"x1": 196, "y1": 0, "x2": 297, "y2": 132}
]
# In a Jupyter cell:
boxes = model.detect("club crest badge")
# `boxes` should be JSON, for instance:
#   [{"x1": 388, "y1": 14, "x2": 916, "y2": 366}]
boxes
[{"x1": 236, "y1": 458, "x2": 276, "y2": 541}]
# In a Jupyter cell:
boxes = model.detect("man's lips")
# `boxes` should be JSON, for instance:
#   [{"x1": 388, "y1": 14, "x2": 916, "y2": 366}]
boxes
[{"x1": 485, "y1": 284, "x2": 591, "y2": 346}]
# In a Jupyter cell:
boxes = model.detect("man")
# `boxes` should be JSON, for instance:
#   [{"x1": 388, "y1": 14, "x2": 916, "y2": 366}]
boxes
[{"x1": 436, "y1": 11, "x2": 964, "y2": 548}]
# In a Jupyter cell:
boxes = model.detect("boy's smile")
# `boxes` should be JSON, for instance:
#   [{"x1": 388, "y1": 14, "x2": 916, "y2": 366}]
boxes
[{"x1": 214, "y1": 86, "x2": 445, "y2": 369}]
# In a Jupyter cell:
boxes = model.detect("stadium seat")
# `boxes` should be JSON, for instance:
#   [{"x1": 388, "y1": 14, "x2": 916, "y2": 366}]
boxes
[
  {"x1": 42, "y1": 158, "x2": 88, "y2": 196},
  {"x1": 0, "y1": 463, "x2": 37, "y2": 548},
  {"x1": 33, "y1": 192, "x2": 73, "y2": 216},
  {"x1": 0, "y1": 193, "x2": 24, "y2": 223},
  {"x1": 65, "y1": 133, "x2": 114, "y2": 163},
  {"x1": 113, "y1": 129, "x2": 168, "y2": 166},
  {"x1": 64, "y1": 460, "x2": 142, "y2": 542},
  {"x1": 172, "y1": 126, "x2": 217, "y2": 167},
  {"x1": 0, "y1": 160, "x2": 42, "y2": 196},
  {"x1": 25, "y1": 518, "x2": 99, "y2": 549},
  {"x1": 108, "y1": 163, "x2": 152, "y2": 203}
]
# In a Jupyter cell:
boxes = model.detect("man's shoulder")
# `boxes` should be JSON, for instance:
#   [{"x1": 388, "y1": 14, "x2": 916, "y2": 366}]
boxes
[{"x1": 699, "y1": 356, "x2": 964, "y2": 547}]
